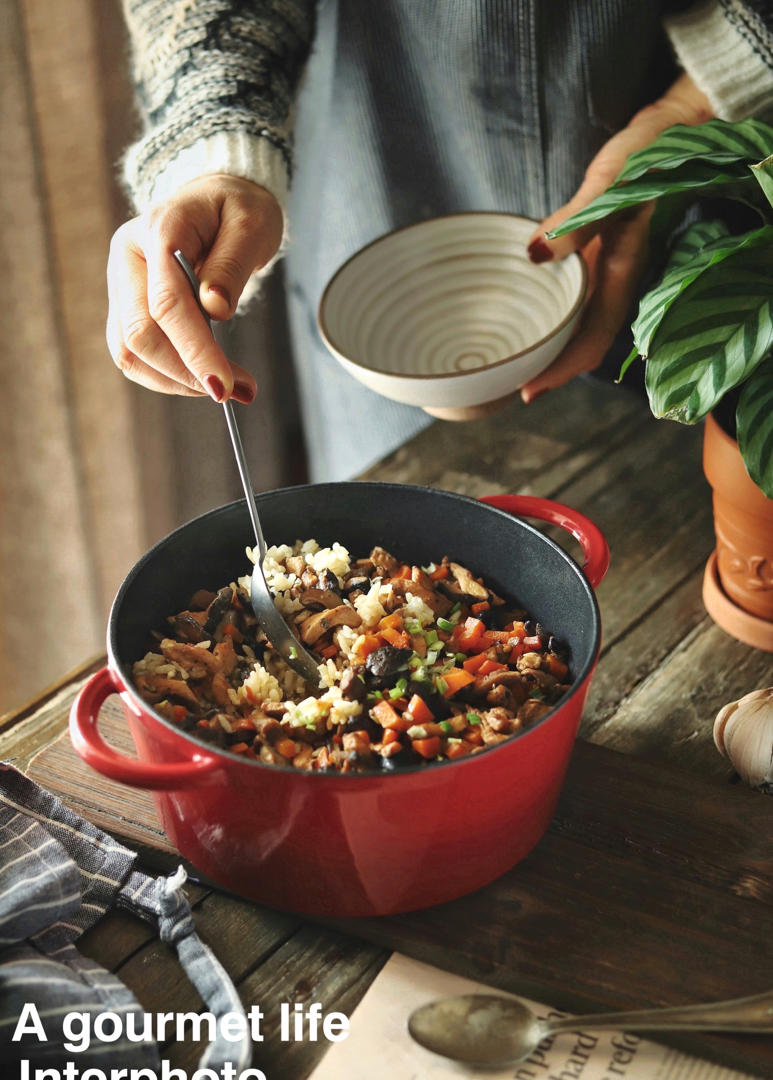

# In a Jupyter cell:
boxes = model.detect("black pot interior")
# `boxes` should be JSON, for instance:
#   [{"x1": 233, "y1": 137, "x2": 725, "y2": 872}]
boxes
[{"x1": 111, "y1": 483, "x2": 601, "y2": 692}]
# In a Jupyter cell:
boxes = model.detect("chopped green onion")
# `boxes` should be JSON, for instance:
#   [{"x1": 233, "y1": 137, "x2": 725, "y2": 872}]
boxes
[
  {"x1": 439, "y1": 720, "x2": 454, "y2": 735},
  {"x1": 405, "y1": 618, "x2": 422, "y2": 635},
  {"x1": 426, "y1": 651, "x2": 439, "y2": 665},
  {"x1": 306, "y1": 722, "x2": 317, "y2": 731},
  {"x1": 455, "y1": 652, "x2": 467, "y2": 664},
  {"x1": 434, "y1": 676, "x2": 449, "y2": 695},
  {"x1": 395, "y1": 677, "x2": 408, "y2": 693},
  {"x1": 424, "y1": 629, "x2": 439, "y2": 646},
  {"x1": 369, "y1": 690, "x2": 384, "y2": 700},
  {"x1": 289, "y1": 645, "x2": 298, "y2": 659},
  {"x1": 389, "y1": 686, "x2": 404, "y2": 699},
  {"x1": 357, "y1": 673, "x2": 366, "y2": 683},
  {"x1": 528, "y1": 689, "x2": 545, "y2": 700},
  {"x1": 408, "y1": 653, "x2": 423, "y2": 669},
  {"x1": 466, "y1": 712, "x2": 482, "y2": 725},
  {"x1": 437, "y1": 617, "x2": 455, "y2": 633},
  {"x1": 450, "y1": 601, "x2": 462, "y2": 614}
]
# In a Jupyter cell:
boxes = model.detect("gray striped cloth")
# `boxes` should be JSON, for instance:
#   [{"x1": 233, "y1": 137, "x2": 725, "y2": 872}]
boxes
[{"x1": 0, "y1": 764, "x2": 250, "y2": 1070}]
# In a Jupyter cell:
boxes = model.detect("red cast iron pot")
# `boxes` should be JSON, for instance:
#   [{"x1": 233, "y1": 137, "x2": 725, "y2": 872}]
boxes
[{"x1": 70, "y1": 484, "x2": 608, "y2": 917}]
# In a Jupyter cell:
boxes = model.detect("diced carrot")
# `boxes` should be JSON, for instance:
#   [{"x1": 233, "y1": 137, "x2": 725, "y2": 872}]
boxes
[
  {"x1": 275, "y1": 737, "x2": 298, "y2": 759},
  {"x1": 471, "y1": 600, "x2": 490, "y2": 614},
  {"x1": 412, "y1": 736, "x2": 442, "y2": 759},
  {"x1": 395, "y1": 564, "x2": 413, "y2": 579},
  {"x1": 463, "y1": 728, "x2": 484, "y2": 746},
  {"x1": 172, "y1": 704, "x2": 188, "y2": 723},
  {"x1": 442, "y1": 668, "x2": 476, "y2": 696},
  {"x1": 389, "y1": 696, "x2": 409, "y2": 711},
  {"x1": 354, "y1": 633, "x2": 383, "y2": 659},
  {"x1": 429, "y1": 565, "x2": 450, "y2": 580},
  {"x1": 382, "y1": 728, "x2": 401, "y2": 746},
  {"x1": 229, "y1": 741, "x2": 251, "y2": 755},
  {"x1": 379, "y1": 612, "x2": 404, "y2": 631},
  {"x1": 477, "y1": 659, "x2": 507, "y2": 676},
  {"x1": 404, "y1": 693, "x2": 434, "y2": 726},
  {"x1": 546, "y1": 655, "x2": 569, "y2": 681},
  {"x1": 446, "y1": 741, "x2": 471, "y2": 759},
  {"x1": 454, "y1": 617, "x2": 487, "y2": 652},
  {"x1": 380, "y1": 740, "x2": 405, "y2": 758},
  {"x1": 523, "y1": 635, "x2": 544, "y2": 649},
  {"x1": 509, "y1": 641, "x2": 528, "y2": 662},
  {"x1": 462, "y1": 652, "x2": 488, "y2": 674},
  {"x1": 319, "y1": 643, "x2": 338, "y2": 659},
  {"x1": 221, "y1": 622, "x2": 242, "y2": 640},
  {"x1": 381, "y1": 626, "x2": 411, "y2": 649},
  {"x1": 370, "y1": 699, "x2": 406, "y2": 730}
]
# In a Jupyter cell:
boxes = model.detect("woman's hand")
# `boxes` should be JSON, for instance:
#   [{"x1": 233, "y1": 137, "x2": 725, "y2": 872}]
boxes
[
  {"x1": 106, "y1": 175, "x2": 284, "y2": 402},
  {"x1": 519, "y1": 73, "x2": 713, "y2": 404}
]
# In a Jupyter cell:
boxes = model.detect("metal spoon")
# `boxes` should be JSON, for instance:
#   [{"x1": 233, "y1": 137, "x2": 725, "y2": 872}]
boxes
[
  {"x1": 173, "y1": 251, "x2": 321, "y2": 687},
  {"x1": 408, "y1": 990, "x2": 773, "y2": 1069}
]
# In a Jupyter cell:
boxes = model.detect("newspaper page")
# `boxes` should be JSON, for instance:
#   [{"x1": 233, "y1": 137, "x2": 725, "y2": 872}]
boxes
[{"x1": 310, "y1": 953, "x2": 760, "y2": 1080}]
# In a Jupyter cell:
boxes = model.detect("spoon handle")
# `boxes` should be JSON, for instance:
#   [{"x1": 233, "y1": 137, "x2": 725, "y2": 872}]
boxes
[
  {"x1": 172, "y1": 250, "x2": 266, "y2": 556},
  {"x1": 544, "y1": 989, "x2": 773, "y2": 1037}
]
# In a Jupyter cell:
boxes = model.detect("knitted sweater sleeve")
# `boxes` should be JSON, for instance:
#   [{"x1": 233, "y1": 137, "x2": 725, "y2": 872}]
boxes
[
  {"x1": 121, "y1": 0, "x2": 316, "y2": 213},
  {"x1": 664, "y1": 0, "x2": 773, "y2": 121}
]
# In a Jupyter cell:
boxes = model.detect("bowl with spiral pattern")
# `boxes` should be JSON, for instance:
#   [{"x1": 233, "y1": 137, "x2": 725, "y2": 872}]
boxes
[{"x1": 318, "y1": 212, "x2": 587, "y2": 412}]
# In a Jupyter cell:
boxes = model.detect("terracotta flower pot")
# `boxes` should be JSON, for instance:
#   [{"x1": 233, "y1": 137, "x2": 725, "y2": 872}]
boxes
[{"x1": 702, "y1": 412, "x2": 773, "y2": 650}]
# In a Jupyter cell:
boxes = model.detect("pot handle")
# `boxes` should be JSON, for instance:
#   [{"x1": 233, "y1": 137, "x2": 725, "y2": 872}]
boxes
[
  {"x1": 479, "y1": 494, "x2": 610, "y2": 589},
  {"x1": 69, "y1": 667, "x2": 221, "y2": 790}
]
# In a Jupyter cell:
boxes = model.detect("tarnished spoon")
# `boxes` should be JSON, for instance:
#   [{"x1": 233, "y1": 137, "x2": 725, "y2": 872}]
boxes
[
  {"x1": 408, "y1": 990, "x2": 773, "y2": 1069},
  {"x1": 173, "y1": 251, "x2": 321, "y2": 688}
]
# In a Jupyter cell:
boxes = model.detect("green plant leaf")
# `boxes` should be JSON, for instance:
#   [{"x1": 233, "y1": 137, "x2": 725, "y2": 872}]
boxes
[
  {"x1": 736, "y1": 354, "x2": 773, "y2": 498},
  {"x1": 547, "y1": 163, "x2": 754, "y2": 238},
  {"x1": 631, "y1": 224, "x2": 773, "y2": 359},
  {"x1": 615, "y1": 119, "x2": 773, "y2": 182},
  {"x1": 666, "y1": 219, "x2": 730, "y2": 267},
  {"x1": 644, "y1": 245, "x2": 773, "y2": 423},
  {"x1": 750, "y1": 152, "x2": 773, "y2": 210}
]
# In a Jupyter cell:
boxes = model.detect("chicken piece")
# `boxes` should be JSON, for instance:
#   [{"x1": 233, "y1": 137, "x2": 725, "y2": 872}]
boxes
[
  {"x1": 483, "y1": 706, "x2": 521, "y2": 734},
  {"x1": 387, "y1": 578, "x2": 452, "y2": 616},
  {"x1": 517, "y1": 699, "x2": 552, "y2": 725},
  {"x1": 213, "y1": 636, "x2": 238, "y2": 676},
  {"x1": 369, "y1": 546, "x2": 399, "y2": 575},
  {"x1": 285, "y1": 555, "x2": 306, "y2": 576},
  {"x1": 160, "y1": 640, "x2": 221, "y2": 678},
  {"x1": 299, "y1": 604, "x2": 362, "y2": 645}
]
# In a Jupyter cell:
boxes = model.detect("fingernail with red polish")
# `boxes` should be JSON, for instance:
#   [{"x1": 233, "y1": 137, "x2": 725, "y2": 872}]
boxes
[
  {"x1": 207, "y1": 283, "x2": 232, "y2": 309},
  {"x1": 202, "y1": 374, "x2": 225, "y2": 402},
  {"x1": 232, "y1": 381, "x2": 256, "y2": 405},
  {"x1": 527, "y1": 238, "x2": 554, "y2": 264}
]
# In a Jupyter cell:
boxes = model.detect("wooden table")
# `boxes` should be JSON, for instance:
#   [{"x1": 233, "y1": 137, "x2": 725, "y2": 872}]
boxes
[{"x1": 2, "y1": 377, "x2": 772, "y2": 1078}]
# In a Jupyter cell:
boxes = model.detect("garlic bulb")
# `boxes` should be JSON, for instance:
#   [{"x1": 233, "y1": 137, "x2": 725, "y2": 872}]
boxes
[{"x1": 713, "y1": 687, "x2": 773, "y2": 792}]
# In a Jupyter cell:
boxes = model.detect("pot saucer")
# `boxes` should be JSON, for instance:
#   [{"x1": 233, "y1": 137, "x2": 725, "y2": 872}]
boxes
[{"x1": 702, "y1": 550, "x2": 773, "y2": 652}]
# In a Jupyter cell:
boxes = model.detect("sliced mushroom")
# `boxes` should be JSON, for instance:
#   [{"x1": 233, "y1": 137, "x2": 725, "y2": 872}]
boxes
[
  {"x1": 298, "y1": 588, "x2": 342, "y2": 611},
  {"x1": 341, "y1": 573, "x2": 371, "y2": 596},
  {"x1": 318, "y1": 568, "x2": 341, "y2": 592},
  {"x1": 204, "y1": 587, "x2": 235, "y2": 634},
  {"x1": 299, "y1": 604, "x2": 362, "y2": 645},
  {"x1": 365, "y1": 644, "x2": 412, "y2": 680},
  {"x1": 168, "y1": 611, "x2": 209, "y2": 643}
]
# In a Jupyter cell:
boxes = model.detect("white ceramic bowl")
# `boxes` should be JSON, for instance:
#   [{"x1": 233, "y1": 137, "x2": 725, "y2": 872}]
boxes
[{"x1": 318, "y1": 213, "x2": 587, "y2": 412}]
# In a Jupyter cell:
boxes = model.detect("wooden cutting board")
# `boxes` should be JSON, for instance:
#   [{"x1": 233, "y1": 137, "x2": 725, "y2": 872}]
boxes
[{"x1": 27, "y1": 702, "x2": 773, "y2": 1078}]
